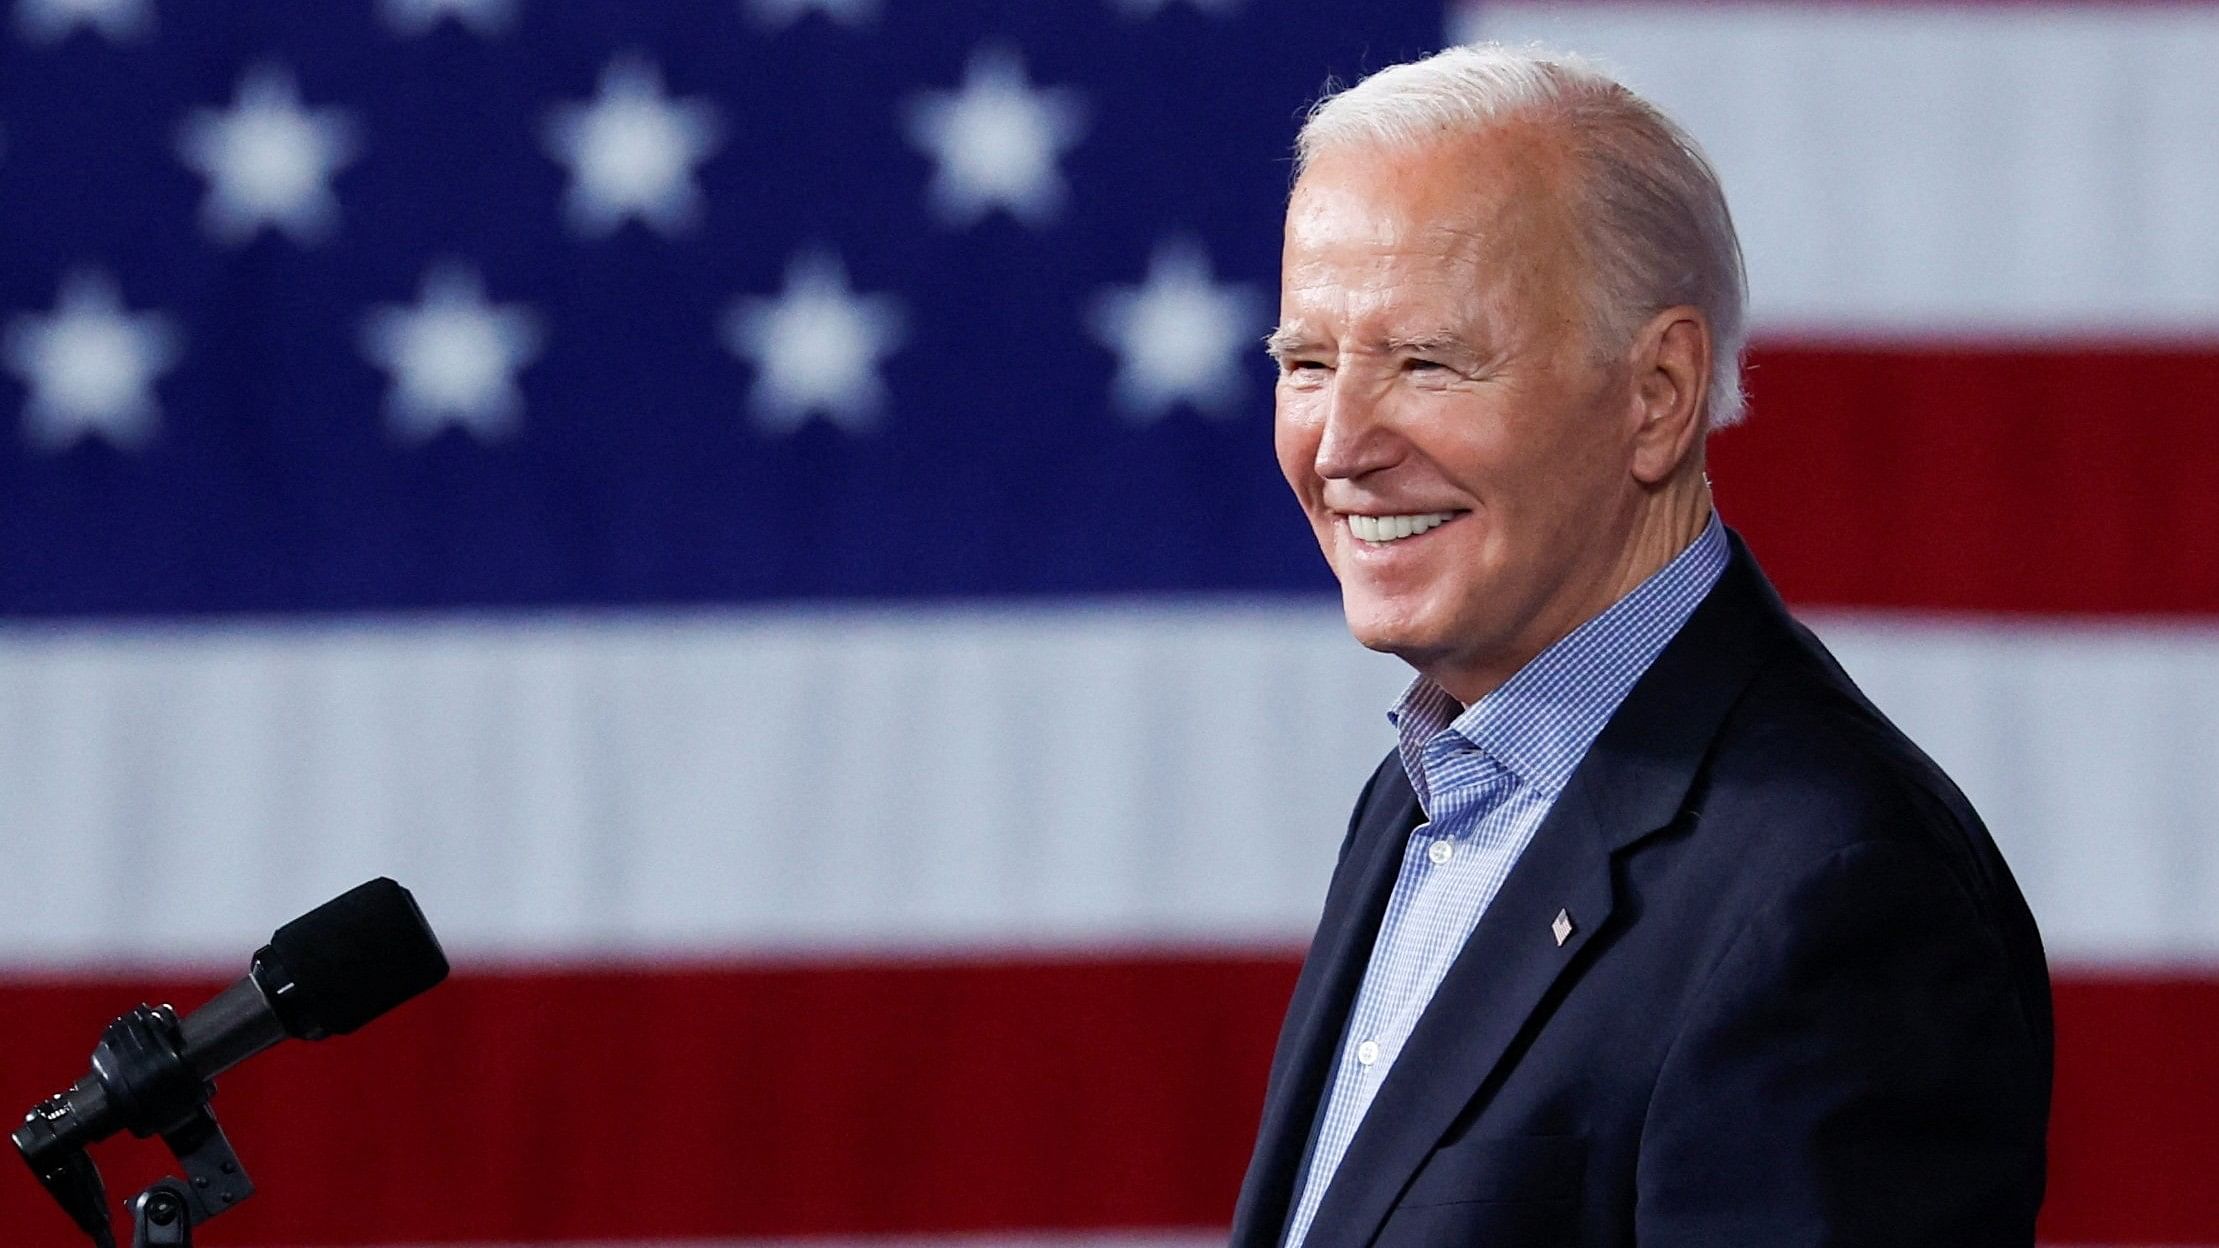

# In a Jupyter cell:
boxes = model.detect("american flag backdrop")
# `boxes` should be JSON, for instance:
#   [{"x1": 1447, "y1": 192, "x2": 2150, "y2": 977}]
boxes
[{"x1": 1, "y1": 0, "x2": 2215, "y2": 1244}]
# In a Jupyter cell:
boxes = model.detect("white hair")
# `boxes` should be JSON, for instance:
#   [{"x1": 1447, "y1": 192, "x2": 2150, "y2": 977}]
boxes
[{"x1": 1296, "y1": 44, "x2": 1750, "y2": 429}]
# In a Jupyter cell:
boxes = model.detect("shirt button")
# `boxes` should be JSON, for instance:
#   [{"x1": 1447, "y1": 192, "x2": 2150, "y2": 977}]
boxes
[
  {"x1": 1427, "y1": 839, "x2": 1454, "y2": 866},
  {"x1": 1356, "y1": 1039, "x2": 1380, "y2": 1067}
]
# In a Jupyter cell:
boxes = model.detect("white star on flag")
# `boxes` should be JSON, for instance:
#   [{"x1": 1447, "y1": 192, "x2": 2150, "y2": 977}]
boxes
[
  {"x1": 360, "y1": 265, "x2": 543, "y2": 444},
  {"x1": 3, "y1": 270, "x2": 181, "y2": 452},
  {"x1": 905, "y1": 47, "x2": 1087, "y2": 230},
  {"x1": 379, "y1": 0, "x2": 516, "y2": 37},
  {"x1": 746, "y1": 0, "x2": 877, "y2": 30},
  {"x1": 177, "y1": 66, "x2": 359, "y2": 247},
  {"x1": 13, "y1": 0, "x2": 152, "y2": 45},
  {"x1": 543, "y1": 55, "x2": 722, "y2": 239},
  {"x1": 1089, "y1": 238, "x2": 1264, "y2": 422},
  {"x1": 722, "y1": 250, "x2": 904, "y2": 435}
]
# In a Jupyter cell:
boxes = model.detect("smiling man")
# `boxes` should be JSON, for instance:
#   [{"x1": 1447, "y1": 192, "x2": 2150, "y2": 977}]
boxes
[{"x1": 1232, "y1": 46, "x2": 2052, "y2": 1247}]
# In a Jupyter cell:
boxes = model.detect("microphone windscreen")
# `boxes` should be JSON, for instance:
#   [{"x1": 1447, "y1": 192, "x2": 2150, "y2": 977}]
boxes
[{"x1": 265, "y1": 878, "x2": 450, "y2": 1036}]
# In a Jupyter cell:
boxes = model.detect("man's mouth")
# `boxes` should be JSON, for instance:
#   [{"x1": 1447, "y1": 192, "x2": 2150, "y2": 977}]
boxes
[{"x1": 1344, "y1": 511, "x2": 1462, "y2": 544}]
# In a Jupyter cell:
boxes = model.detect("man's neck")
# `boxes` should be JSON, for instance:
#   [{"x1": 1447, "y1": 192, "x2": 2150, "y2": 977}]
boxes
[{"x1": 1427, "y1": 482, "x2": 1715, "y2": 706}]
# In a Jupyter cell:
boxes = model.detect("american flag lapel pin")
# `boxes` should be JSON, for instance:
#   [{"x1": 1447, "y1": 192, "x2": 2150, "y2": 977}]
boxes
[{"x1": 1552, "y1": 908, "x2": 1575, "y2": 947}]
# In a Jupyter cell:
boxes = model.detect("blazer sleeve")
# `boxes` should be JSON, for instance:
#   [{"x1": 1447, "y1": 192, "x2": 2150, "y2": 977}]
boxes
[{"x1": 1635, "y1": 838, "x2": 2050, "y2": 1246}]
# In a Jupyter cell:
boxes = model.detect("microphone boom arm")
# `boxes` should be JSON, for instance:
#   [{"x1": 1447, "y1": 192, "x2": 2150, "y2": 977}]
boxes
[
  {"x1": 14, "y1": 878, "x2": 445, "y2": 1247},
  {"x1": 15, "y1": 1003, "x2": 257, "y2": 1248}
]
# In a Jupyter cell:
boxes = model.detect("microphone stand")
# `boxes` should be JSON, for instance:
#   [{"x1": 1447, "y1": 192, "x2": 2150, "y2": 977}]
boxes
[
  {"x1": 19, "y1": 879, "x2": 442, "y2": 1248},
  {"x1": 17, "y1": 1004, "x2": 257, "y2": 1248},
  {"x1": 127, "y1": 1180, "x2": 196, "y2": 1247},
  {"x1": 121, "y1": 1094, "x2": 254, "y2": 1248}
]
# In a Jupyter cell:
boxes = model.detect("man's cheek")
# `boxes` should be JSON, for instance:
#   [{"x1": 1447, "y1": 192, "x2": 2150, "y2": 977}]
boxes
[{"x1": 1271, "y1": 428, "x2": 1312, "y2": 494}]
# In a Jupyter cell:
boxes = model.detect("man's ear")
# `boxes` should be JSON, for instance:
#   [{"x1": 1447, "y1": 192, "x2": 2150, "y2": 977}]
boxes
[{"x1": 1628, "y1": 307, "x2": 1711, "y2": 486}]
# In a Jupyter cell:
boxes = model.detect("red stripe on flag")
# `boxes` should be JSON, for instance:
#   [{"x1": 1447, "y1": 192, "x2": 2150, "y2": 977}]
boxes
[
  {"x1": 1713, "y1": 344, "x2": 2219, "y2": 617},
  {"x1": 0, "y1": 955, "x2": 1292, "y2": 1244},
  {"x1": 2, "y1": 959, "x2": 2213, "y2": 1244},
  {"x1": 2043, "y1": 974, "x2": 2219, "y2": 1244}
]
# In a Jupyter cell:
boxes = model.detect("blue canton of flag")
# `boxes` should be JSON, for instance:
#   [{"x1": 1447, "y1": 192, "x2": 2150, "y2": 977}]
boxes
[{"x1": 0, "y1": 0, "x2": 1443, "y2": 617}]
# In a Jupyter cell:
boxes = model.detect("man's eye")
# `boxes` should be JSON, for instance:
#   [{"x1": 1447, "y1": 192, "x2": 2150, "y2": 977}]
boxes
[
  {"x1": 1280, "y1": 358, "x2": 1329, "y2": 373},
  {"x1": 1405, "y1": 358, "x2": 1447, "y2": 372}
]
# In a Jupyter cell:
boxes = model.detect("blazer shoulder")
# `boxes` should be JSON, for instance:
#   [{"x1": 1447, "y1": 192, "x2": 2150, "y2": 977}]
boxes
[
  {"x1": 1675, "y1": 535, "x2": 1997, "y2": 871},
  {"x1": 1687, "y1": 634, "x2": 2049, "y2": 1018},
  {"x1": 1706, "y1": 637, "x2": 1990, "y2": 871}
]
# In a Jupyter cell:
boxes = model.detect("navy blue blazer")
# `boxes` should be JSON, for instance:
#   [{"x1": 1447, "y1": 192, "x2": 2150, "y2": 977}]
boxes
[{"x1": 1231, "y1": 533, "x2": 2052, "y2": 1247}]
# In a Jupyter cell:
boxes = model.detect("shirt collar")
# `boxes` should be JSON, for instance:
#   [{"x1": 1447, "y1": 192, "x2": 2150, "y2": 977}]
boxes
[{"x1": 1389, "y1": 512, "x2": 1730, "y2": 806}]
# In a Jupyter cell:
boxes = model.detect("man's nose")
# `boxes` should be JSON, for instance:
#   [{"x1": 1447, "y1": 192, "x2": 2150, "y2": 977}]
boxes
[{"x1": 1312, "y1": 368, "x2": 1400, "y2": 481}]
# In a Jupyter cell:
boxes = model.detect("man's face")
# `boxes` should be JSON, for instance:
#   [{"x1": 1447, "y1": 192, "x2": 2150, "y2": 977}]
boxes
[{"x1": 1273, "y1": 126, "x2": 1647, "y2": 698}]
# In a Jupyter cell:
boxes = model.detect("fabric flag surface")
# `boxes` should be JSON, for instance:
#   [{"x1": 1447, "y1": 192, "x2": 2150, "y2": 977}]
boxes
[{"x1": 2, "y1": 0, "x2": 2215, "y2": 1245}]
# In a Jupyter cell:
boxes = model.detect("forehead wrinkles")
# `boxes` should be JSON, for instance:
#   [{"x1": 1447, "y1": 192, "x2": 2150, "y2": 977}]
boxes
[
  {"x1": 1281, "y1": 130, "x2": 1586, "y2": 351},
  {"x1": 1283, "y1": 266, "x2": 1487, "y2": 351},
  {"x1": 1279, "y1": 229, "x2": 1528, "y2": 355}
]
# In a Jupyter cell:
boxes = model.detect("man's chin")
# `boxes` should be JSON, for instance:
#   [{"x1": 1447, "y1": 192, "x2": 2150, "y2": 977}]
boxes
[{"x1": 1340, "y1": 598, "x2": 1440, "y2": 665}]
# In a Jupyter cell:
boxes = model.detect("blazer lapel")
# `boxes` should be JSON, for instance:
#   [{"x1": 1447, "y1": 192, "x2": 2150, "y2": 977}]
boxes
[
  {"x1": 1295, "y1": 778, "x2": 1619, "y2": 1248},
  {"x1": 1293, "y1": 532, "x2": 1788, "y2": 1248},
  {"x1": 1230, "y1": 766, "x2": 1422, "y2": 1248}
]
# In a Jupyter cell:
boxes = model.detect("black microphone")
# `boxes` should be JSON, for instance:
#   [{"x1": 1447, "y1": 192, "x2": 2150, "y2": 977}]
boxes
[{"x1": 13, "y1": 877, "x2": 449, "y2": 1245}]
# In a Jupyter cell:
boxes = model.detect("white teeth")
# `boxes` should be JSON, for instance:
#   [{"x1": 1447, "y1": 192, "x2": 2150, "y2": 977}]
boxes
[{"x1": 1348, "y1": 512, "x2": 1455, "y2": 543}]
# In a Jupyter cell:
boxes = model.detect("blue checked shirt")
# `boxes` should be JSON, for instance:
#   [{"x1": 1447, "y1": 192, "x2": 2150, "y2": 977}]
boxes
[{"x1": 1282, "y1": 515, "x2": 1729, "y2": 1248}]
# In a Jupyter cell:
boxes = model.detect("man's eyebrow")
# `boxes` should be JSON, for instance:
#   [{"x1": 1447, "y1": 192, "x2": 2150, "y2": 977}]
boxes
[
  {"x1": 1382, "y1": 333, "x2": 1477, "y2": 358},
  {"x1": 1262, "y1": 329, "x2": 1485, "y2": 361},
  {"x1": 1262, "y1": 327, "x2": 1320, "y2": 359}
]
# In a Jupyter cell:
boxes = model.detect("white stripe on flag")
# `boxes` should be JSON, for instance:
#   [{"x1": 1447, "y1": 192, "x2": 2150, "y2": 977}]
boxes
[
  {"x1": 1453, "y1": 2, "x2": 2219, "y2": 339},
  {"x1": 0, "y1": 605, "x2": 1403, "y2": 967},
  {"x1": 4, "y1": 605, "x2": 2216, "y2": 970}
]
